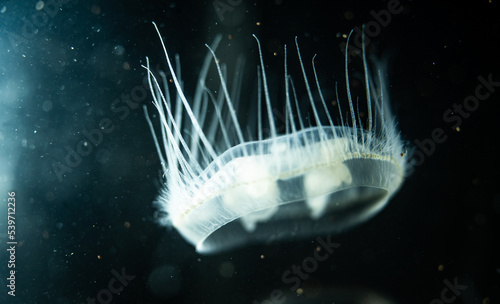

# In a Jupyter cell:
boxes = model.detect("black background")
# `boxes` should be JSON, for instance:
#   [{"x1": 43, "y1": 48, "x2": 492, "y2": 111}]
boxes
[{"x1": 0, "y1": 0, "x2": 499, "y2": 303}]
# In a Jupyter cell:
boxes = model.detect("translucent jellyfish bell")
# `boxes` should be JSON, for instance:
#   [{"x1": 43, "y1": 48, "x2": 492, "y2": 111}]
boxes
[{"x1": 144, "y1": 23, "x2": 408, "y2": 254}]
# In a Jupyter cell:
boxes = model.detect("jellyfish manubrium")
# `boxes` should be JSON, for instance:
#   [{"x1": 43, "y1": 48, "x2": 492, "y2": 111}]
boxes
[{"x1": 143, "y1": 23, "x2": 408, "y2": 254}]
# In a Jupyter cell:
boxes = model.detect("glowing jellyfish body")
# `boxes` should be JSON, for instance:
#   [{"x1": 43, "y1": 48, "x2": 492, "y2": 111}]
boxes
[{"x1": 144, "y1": 23, "x2": 408, "y2": 254}]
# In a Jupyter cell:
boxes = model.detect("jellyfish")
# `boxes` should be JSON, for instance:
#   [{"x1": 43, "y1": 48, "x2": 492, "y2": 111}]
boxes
[{"x1": 143, "y1": 23, "x2": 408, "y2": 254}]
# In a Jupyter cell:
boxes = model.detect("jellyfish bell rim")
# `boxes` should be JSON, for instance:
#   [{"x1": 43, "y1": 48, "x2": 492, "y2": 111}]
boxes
[{"x1": 194, "y1": 185, "x2": 392, "y2": 255}]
